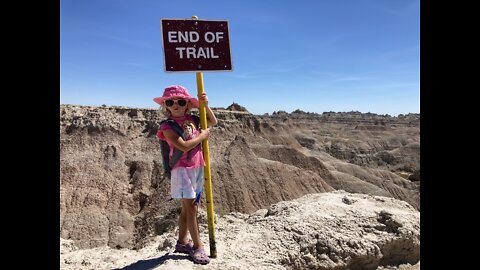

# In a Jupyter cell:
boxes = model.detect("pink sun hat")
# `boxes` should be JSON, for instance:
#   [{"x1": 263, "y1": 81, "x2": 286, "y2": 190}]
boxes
[{"x1": 153, "y1": 85, "x2": 199, "y2": 108}]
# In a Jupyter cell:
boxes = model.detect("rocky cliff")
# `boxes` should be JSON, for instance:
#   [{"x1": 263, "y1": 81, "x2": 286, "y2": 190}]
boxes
[{"x1": 60, "y1": 104, "x2": 419, "y2": 250}]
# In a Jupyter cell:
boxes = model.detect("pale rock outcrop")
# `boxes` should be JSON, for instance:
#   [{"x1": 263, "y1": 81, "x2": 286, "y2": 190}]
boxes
[{"x1": 60, "y1": 191, "x2": 420, "y2": 270}]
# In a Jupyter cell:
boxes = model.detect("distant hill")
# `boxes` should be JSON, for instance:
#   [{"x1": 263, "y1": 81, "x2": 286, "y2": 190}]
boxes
[{"x1": 226, "y1": 102, "x2": 249, "y2": 112}]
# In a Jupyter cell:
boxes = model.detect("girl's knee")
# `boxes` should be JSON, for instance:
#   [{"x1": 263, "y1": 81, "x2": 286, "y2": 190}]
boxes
[{"x1": 182, "y1": 199, "x2": 197, "y2": 214}]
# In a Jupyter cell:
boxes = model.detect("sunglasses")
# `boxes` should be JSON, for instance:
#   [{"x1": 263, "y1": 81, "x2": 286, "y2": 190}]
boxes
[{"x1": 165, "y1": 99, "x2": 188, "y2": 107}]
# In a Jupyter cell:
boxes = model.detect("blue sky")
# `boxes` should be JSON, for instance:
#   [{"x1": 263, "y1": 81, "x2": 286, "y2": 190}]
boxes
[{"x1": 60, "y1": 0, "x2": 419, "y2": 116}]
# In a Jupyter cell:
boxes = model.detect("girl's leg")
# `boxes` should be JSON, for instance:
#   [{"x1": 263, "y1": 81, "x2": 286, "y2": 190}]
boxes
[
  {"x1": 182, "y1": 198, "x2": 204, "y2": 249},
  {"x1": 178, "y1": 204, "x2": 189, "y2": 244}
]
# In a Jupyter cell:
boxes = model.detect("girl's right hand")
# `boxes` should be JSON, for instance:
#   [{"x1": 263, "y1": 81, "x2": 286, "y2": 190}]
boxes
[{"x1": 199, "y1": 128, "x2": 210, "y2": 139}]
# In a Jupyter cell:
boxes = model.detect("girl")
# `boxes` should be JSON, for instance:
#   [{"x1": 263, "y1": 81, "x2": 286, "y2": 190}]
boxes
[{"x1": 154, "y1": 85, "x2": 217, "y2": 265}]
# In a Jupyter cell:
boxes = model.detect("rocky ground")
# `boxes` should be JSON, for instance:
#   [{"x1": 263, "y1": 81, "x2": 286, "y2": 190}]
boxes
[{"x1": 60, "y1": 191, "x2": 420, "y2": 270}]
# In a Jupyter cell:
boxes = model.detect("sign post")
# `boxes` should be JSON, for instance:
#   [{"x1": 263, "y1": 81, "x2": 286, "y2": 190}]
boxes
[{"x1": 160, "y1": 16, "x2": 232, "y2": 258}]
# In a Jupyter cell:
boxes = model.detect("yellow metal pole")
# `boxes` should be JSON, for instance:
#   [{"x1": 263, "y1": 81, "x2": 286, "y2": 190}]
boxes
[{"x1": 192, "y1": 15, "x2": 217, "y2": 258}]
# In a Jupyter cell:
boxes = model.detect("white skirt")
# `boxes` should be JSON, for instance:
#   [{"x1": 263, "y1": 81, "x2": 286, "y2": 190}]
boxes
[{"x1": 170, "y1": 167, "x2": 204, "y2": 199}]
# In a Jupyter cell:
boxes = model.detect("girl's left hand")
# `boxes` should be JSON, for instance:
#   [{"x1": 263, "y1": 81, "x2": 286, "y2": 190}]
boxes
[{"x1": 199, "y1": 93, "x2": 209, "y2": 107}]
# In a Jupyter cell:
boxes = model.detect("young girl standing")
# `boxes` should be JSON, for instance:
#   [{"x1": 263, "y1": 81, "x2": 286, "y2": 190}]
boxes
[{"x1": 154, "y1": 85, "x2": 217, "y2": 265}]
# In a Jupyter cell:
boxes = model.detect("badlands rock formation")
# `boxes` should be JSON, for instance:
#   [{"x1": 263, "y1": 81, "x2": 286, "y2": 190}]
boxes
[
  {"x1": 60, "y1": 191, "x2": 420, "y2": 270},
  {"x1": 60, "y1": 104, "x2": 419, "y2": 255}
]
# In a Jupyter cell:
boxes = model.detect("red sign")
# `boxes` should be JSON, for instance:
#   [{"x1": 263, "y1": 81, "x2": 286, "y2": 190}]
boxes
[{"x1": 161, "y1": 19, "x2": 232, "y2": 72}]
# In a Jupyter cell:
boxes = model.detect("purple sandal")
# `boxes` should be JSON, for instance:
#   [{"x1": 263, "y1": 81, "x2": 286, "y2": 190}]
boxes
[
  {"x1": 174, "y1": 240, "x2": 193, "y2": 254},
  {"x1": 190, "y1": 247, "x2": 211, "y2": 265}
]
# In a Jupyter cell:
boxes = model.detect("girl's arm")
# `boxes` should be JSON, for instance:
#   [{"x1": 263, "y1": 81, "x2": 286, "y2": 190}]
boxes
[
  {"x1": 163, "y1": 128, "x2": 210, "y2": 152},
  {"x1": 205, "y1": 106, "x2": 218, "y2": 127},
  {"x1": 199, "y1": 93, "x2": 218, "y2": 127}
]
